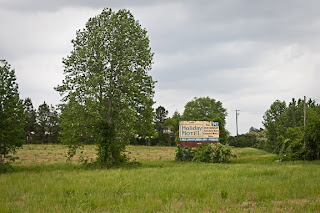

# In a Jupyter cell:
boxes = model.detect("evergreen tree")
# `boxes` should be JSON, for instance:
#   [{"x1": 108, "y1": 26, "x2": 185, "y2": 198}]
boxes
[
  {"x1": 48, "y1": 105, "x2": 60, "y2": 143},
  {"x1": 37, "y1": 102, "x2": 50, "y2": 143},
  {"x1": 154, "y1": 106, "x2": 168, "y2": 145},
  {"x1": 23, "y1": 98, "x2": 37, "y2": 143}
]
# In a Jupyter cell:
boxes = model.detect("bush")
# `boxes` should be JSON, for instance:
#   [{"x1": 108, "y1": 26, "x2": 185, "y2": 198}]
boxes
[
  {"x1": 175, "y1": 145, "x2": 194, "y2": 161},
  {"x1": 193, "y1": 143, "x2": 236, "y2": 163},
  {"x1": 175, "y1": 143, "x2": 236, "y2": 163}
]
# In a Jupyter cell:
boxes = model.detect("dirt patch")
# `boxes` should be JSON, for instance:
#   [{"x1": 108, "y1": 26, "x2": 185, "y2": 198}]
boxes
[{"x1": 240, "y1": 201, "x2": 257, "y2": 209}]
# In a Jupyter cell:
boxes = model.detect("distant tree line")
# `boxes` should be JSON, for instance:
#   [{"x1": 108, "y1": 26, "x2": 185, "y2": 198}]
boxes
[{"x1": 23, "y1": 98, "x2": 60, "y2": 144}]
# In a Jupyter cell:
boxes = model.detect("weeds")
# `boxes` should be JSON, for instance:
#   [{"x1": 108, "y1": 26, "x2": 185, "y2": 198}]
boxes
[{"x1": 1, "y1": 145, "x2": 320, "y2": 212}]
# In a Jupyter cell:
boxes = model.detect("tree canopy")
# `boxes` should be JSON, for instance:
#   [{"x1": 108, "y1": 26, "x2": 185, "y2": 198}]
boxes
[
  {"x1": 183, "y1": 97, "x2": 228, "y2": 143},
  {"x1": 263, "y1": 98, "x2": 320, "y2": 160},
  {"x1": 55, "y1": 8, "x2": 155, "y2": 166},
  {"x1": 0, "y1": 60, "x2": 24, "y2": 166},
  {"x1": 183, "y1": 97, "x2": 227, "y2": 122}
]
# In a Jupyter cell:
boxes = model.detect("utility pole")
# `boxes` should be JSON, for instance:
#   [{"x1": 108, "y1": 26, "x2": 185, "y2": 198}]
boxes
[
  {"x1": 236, "y1": 110, "x2": 240, "y2": 136},
  {"x1": 304, "y1": 96, "x2": 306, "y2": 148}
]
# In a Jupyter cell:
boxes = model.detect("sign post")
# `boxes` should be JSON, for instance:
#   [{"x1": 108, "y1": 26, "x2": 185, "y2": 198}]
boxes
[{"x1": 179, "y1": 121, "x2": 219, "y2": 147}]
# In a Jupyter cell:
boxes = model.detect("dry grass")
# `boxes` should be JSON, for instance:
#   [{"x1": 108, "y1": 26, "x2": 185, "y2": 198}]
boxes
[
  {"x1": 13, "y1": 144, "x2": 95, "y2": 165},
  {"x1": 127, "y1": 145, "x2": 175, "y2": 161},
  {"x1": 12, "y1": 144, "x2": 176, "y2": 165}
]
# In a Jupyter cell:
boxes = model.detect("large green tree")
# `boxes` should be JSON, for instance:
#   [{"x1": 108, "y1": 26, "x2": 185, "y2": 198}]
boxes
[
  {"x1": 55, "y1": 8, "x2": 155, "y2": 166},
  {"x1": 183, "y1": 97, "x2": 228, "y2": 143},
  {"x1": 0, "y1": 60, "x2": 24, "y2": 166}
]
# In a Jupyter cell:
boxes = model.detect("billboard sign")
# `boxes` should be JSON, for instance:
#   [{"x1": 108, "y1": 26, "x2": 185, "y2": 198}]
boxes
[{"x1": 179, "y1": 121, "x2": 219, "y2": 142}]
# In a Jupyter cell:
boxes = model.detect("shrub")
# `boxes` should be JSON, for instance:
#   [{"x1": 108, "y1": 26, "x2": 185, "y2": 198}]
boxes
[
  {"x1": 175, "y1": 145, "x2": 194, "y2": 161},
  {"x1": 175, "y1": 143, "x2": 236, "y2": 163},
  {"x1": 193, "y1": 143, "x2": 236, "y2": 163}
]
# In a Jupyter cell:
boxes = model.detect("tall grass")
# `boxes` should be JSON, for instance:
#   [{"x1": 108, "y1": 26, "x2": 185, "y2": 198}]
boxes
[{"x1": 1, "y1": 145, "x2": 320, "y2": 212}]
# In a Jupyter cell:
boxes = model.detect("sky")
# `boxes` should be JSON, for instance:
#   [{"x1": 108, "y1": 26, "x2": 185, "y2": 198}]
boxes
[{"x1": 1, "y1": 0, "x2": 320, "y2": 135}]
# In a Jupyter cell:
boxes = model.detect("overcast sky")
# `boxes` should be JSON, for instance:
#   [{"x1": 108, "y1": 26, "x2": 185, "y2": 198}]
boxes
[{"x1": 1, "y1": 0, "x2": 320, "y2": 135}]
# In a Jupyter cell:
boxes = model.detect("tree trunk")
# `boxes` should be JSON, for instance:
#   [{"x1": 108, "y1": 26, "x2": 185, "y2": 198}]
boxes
[{"x1": 97, "y1": 98, "x2": 117, "y2": 165}]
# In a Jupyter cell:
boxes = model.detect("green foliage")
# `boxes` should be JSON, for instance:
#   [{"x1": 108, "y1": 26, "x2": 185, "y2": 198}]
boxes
[
  {"x1": 35, "y1": 102, "x2": 60, "y2": 143},
  {"x1": 193, "y1": 143, "x2": 236, "y2": 163},
  {"x1": 155, "y1": 106, "x2": 168, "y2": 131},
  {"x1": 304, "y1": 108, "x2": 320, "y2": 160},
  {"x1": 277, "y1": 127, "x2": 304, "y2": 161},
  {"x1": 22, "y1": 98, "x2": 60, "y2": 144},
  {"x1": 49, "y1": 105, "x2": 60, "y2": 143},
  {"x1": 183, "y1": 97, "x2": 228, "y2": 143},
  {"x1": 23, "y1": 98, "x2": 37, "y2": 143},
  {"x1": 175, "y1": 145, "x2": 194, "y2": 161},
  {"x1": 263, "y1": 100, "x2": 287, "y2": 153},
  {"x1": 0, "y1": 60, "x2": 25, "y2": 167},
  {"x1": 59, "y1": 97, "x2": 98, "y2": 147},
  {"x1": 96, "y1": 122, "x2": 129, "y2": 166},
  {"x1": 183, "y1": 97, "x2": 227, "y2": 121},
  {"x1": 228, "y1": 129, "x2": 266, "y2": 149},
  {"x1": 154, "y1": 106, "x2": 169, "y2": 145},
  {"x1": 55, "y1": 8, "x2": 155, "y2": 166},
  {"x1": 264, "y1": 98, "x2": 320, "y2": 160},
  {"x1": 163, "y1": 110, "x2": 181, "y2": 145},
  {"x1": 175, "y1": 143, "x2": 236, "y2": 163}
]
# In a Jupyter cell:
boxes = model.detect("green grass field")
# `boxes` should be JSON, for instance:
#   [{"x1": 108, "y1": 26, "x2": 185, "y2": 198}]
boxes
[{"x1": 1, "y1": 145, "x2": 320, "y2": 212}]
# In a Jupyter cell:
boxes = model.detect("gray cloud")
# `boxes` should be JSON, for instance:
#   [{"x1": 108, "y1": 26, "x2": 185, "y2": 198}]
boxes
[
  {"x1": 0, "y1": 0, "x2": 171, "y2": 12},
  {"x1": 1, "y1": 0, "x2": 320, "y2": 134}
]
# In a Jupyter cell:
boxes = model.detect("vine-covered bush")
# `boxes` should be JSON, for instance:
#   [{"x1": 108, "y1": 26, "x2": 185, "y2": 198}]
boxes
[
  {"x1": 175, "y1": 146, "x2": 194, "y2": 161},
  {"x1": 175, "y1": 143, "x2": 236, "y2": 163}
]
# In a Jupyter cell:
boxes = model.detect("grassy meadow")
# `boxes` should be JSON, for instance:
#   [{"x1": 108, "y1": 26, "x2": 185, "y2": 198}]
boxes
[{"x1": 1, "y1": 145, "x2": 320, "y2": 212}]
